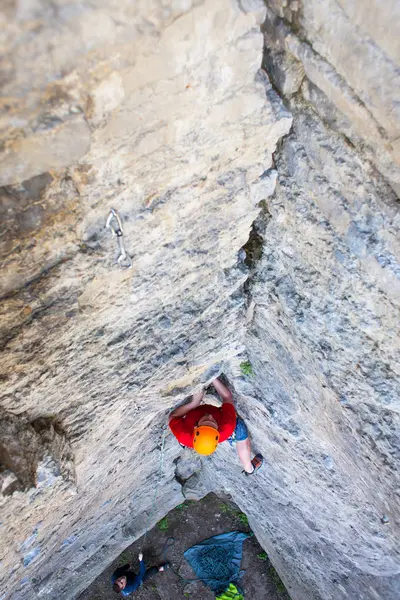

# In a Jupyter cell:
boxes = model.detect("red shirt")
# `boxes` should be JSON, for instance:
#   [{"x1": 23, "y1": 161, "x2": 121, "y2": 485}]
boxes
[{"x1": 169, "y1": 403, "x2": 237, "y2": 448}]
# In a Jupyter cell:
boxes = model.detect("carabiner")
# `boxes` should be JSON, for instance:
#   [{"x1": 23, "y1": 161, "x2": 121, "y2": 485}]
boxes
[
  {"x1": 106, "y1": 208, "x2": 132, "y2": 268},
  {"x1": 106, "y1": 208, "x2": 124, "y2": 237}
]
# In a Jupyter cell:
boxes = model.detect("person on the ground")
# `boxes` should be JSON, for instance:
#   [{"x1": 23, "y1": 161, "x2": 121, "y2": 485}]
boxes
[
  {"x1": 169, "y1": 377, "x2": 263, "y2": 475},
  {"x1": 111, "y1": 552, "x2": 169, "y2": 595}
]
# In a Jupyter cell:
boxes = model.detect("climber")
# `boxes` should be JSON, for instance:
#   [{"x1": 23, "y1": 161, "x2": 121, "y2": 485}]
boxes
[
  {"x1": 111, "y1": 552, "x2": 169, "y2": 596},
  {"x1": 169, "y1": 377, "x2": 263, "y2": 475}
]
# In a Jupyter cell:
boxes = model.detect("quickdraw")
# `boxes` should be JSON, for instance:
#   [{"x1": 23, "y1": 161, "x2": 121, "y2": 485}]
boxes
[{"x1": 106, "y1": 208, "x2": 132, "y2": 269}]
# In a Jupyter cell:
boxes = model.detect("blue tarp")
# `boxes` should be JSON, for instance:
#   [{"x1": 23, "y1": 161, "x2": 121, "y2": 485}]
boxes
[{"x1": 184, "y1": 531, "x2": 250, "y2": 593}]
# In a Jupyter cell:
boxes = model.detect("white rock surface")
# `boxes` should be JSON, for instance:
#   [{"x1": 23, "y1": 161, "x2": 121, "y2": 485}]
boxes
[
  {"x1": 262, "y1": 1, "x2": 400, "y2": 194},
  {"x1": 221, "y1": 100, "x2": 400, "y2": 600}
]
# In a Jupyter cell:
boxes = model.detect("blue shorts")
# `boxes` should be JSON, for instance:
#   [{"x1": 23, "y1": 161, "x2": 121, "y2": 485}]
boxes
[{"x1": 227, "y1": 416, "x2": 248, "y2": 445}]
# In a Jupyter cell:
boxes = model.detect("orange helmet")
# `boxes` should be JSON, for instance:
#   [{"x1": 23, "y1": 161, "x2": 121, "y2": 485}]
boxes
[{"x1": 192, "y1": 426, "x2": 220, "y2": 455}]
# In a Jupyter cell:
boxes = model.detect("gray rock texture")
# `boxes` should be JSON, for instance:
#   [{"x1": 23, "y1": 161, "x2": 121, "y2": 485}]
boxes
[
  {"x1": 1, "y1": 1, "x2": 399, "y2": 600},
  {"x1": 217, "y1": 99, "x2": 400, "y2": 600},
  {"x1": 262, "y1": 1, "x2": 400, "y2": 194}
]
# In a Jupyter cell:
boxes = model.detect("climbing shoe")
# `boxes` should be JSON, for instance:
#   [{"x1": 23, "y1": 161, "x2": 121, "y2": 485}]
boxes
[{"x1": 243, "y1": 453, "x2": 264, "y2": 476}]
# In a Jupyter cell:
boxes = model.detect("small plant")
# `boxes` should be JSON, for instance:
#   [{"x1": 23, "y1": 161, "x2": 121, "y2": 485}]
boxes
[
  {"x1": 269, "y1": 564, "x2": 287, "y2": 594},
  {"x1": 157, "y1": 517, "x2": 169, "y2": 532},
  {"x1": 257, "y1": 551, "x2": 268, "y2": 561},
  {"x1": 240, "y1": 360, "x2": 253, "y2": 376},
  {"x1": 118, "y1": 550, "x2": 131, "y2": 565},
  {"x1": 238, "y1": 513, "x2": 249, "y2": 526},
  {"x1": 177, "y1": 500, "x2": 195, "y2": 512},
  {"x1": 219, "y1": 503, "x2": 250, "y2": 526}
]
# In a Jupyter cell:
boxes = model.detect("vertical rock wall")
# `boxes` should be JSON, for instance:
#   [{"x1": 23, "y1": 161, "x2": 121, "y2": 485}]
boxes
[
  {"x1": 181, "y1": 2, "x2": 400, "y2": 599},
  {"x1": 262, "y1": 0, "x2": 400, "y2": 193},
  {"x1": 208, "y1": 100, "x2": 400, "y2": 600},
  {"x1": 0, "y1": 1, "x2": 292, "y2": 598},
  {"x1": 209, "y1": 2, "x2": 400, "y2": 599}
]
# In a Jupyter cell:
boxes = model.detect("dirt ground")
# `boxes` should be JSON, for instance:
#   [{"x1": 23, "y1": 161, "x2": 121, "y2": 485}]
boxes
[{"x1": 78, "y1": 493, "x2": 291, "y2": 600}]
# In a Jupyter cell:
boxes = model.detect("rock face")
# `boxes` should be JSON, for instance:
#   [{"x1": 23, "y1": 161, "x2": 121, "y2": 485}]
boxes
[
  {"x1": 211, "y1": 100, "x2": 400, "y2": 600},
  {"x1": 0, "y1": 2, "x2": 399, "y2": 600},
  {"x1": 262, "y1": 0, "x2": 400, "y2": 194},
  {"x1": 0, "y1": 1, "x2": 290, "y2": 598}
]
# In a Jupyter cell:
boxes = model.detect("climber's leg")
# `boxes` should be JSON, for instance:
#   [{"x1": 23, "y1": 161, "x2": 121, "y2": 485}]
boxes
[
  {"x1": 142, "y1": 563, "x2": 169, "y2": 583},
  {"x1": 142, "y1": 566, "x2": 159, "y2": 583},
  {"x1": 236, "y1": 437, "x2": 253, "y2": 473},
  {"x1": 234, "y1": 417, "x2": 264, "y2": 475},
  {"x1": 234, "y1": 417, "x2": 253, "y2": 473}
]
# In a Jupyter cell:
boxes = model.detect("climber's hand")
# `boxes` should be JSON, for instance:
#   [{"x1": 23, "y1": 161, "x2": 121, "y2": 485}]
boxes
[
  {"x1": 190, "y1": 390, "x2": 205, "y2": 407},
  {"x1": 211, "y1": 377, "x2": 233, "y2": 404},
  {"x1": 138, "y1": 552, "x2": 143, "y2": 561},
  {"x1": 169, "y1": 390, "x2": 204, "y2": 420}
]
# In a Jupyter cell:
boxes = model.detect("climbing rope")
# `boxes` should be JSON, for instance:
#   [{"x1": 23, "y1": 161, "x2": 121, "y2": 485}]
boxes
[
  {"x1": 148, "y1": 535, "x2": 243, "y2": 592},
  {"x1": 147, "y1": 536, "x2": 176, "y2": 562},
  {"x1": 138, "y1": 425, "x2": 241, "y2": 592},
  {"x1": 137, "y1": 415, "x2": 245, "y2": 596},
  {"x1": 140, "y1": 422, "x2": 168, "y2": 552}
]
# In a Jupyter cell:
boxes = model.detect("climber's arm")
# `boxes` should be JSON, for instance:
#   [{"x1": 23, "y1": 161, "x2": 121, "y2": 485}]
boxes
[
  {"x1": 138, "y1": 554, "x2": 146, "y2": 580},
  {"x1": 211, "y1": 377, "x2": 234, "y2": 404},
  {"x1": 169, "y1": 390, "x2": 205, "y2": 421}
]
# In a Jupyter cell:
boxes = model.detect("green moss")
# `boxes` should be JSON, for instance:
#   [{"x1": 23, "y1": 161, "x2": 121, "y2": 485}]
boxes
[
  {"x1": 269, "y1": 564, "x2": 287, "y2": 594},
  {"x1": 157, "y1": 516, "x2": 169, "y2": 532},
  {"x1": 238, "y1": 513, "x2": 249, "y2": 525},
  {"x1": 240, "y1": 361, "x2": 253, "y2": 376},
  {"x1": 257, "y1": 551, "x2": 268, "y2": 561},
  {"x1": 219, "y1": 503, "x2": 250, "y2": 527},
  {"x1": 176, "y1": 500, "x2": 196, "y2": 512},
  {"x1": 117, "y1": 550, "x2": 131, "y2": 565}
]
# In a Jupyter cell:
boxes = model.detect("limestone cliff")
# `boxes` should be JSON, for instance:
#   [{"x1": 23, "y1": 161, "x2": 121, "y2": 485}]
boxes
[{"x1": 0, "y1": 2, "x2": 399, "y2": 600}]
